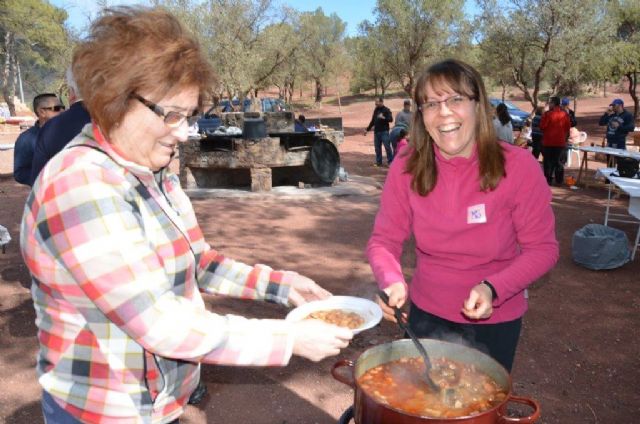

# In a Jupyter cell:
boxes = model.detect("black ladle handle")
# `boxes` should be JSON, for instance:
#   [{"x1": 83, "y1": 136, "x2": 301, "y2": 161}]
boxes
[{"x1": 378, "y1": 290, "x2": 440, "y2": 393}]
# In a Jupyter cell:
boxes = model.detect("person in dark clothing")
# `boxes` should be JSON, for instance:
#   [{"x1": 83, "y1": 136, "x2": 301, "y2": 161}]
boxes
[
  {"x1": 540, "y1": 97, "x2": 571, "y2": 185},
  {"x1": 364, "y1": 97, "x2": 393, "y2": 166},
  {"x1": 560, "y1": 97, "x2": 577, "y2": 128},
  {"x1": 13, "y1": 93, "x2": 64, "y2": 185},
  {"x1": 294, "y1": 114, "x2": 309, "y2": 132},
  {"x1": 30, "y1": 68, "x2": 91, "y2": 185},
  {"x1": 530, "y1": 106, "x2": 544, "y2": 160},
  {"x1": 598, "y1": 98, "x2": 635, "y2": 150}
]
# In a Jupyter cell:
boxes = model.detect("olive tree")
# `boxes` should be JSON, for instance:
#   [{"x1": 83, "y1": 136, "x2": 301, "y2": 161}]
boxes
[
  {"x1": 157, "y1": 0, "x2": 297, "y2": 101},
  {"x1": 1, "y1": 0, "x2": 70, "y2": 114},
  {"x1": 372, "y1": 0, "x2": 465, "y2": 95},
  {"x1": 477, "y1": 0, "x2": 611, "y2": 110},
  {"x1": 608, "y1": 0, "x2": 640, "y2": 119},
  {"x1": 297, "y1": 8, "x2": 347, "y2": 104},
  {"x1": 346, "y1": 26, "x2": 395, "y2": 97}
]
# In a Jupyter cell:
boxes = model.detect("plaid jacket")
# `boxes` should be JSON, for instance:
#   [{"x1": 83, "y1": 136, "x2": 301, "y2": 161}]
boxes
[{"x1": 21, "y1": 124, "x2": 296, "y2": 423}]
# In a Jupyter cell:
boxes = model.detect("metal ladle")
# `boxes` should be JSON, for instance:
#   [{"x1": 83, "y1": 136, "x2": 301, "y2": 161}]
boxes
[{"x1": 377, "y1": 290, "x2": 440, "y2": 393}]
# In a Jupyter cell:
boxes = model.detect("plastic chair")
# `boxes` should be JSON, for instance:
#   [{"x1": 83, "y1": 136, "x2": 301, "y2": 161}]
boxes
[{"x1": 567, "y1": 131, "x2": 587, "y2": 167}]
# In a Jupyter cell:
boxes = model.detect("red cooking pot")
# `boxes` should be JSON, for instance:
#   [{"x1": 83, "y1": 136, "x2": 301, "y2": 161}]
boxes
[{"x1": 332, "y1": 339, "x2": 540, "y2": 424}]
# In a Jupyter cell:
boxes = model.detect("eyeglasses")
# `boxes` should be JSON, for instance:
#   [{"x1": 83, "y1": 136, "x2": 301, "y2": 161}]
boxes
[
  {"x1": 133, "y1": 93, "x2": 200, "y2": 128},
  {"x1": 40, "y1": 105, "x2": 66, "y2": 112},
  {"x1": 418, "y1": 95, "x2": 474, "y2": 113}
]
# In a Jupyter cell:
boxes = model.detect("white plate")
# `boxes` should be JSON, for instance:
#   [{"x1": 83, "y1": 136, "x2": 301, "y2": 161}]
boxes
[{"x1": 286, "y1": 296, "x2": 382, "y2": 334}]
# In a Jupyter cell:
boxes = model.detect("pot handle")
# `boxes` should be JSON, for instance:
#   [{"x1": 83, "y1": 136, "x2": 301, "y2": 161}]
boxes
[
  {"x1": 331, "y1": 359, "x2": 355, "y2": 388},
  {"x1": 498, "y1": 395, "x2": 541, "y2": 423}
]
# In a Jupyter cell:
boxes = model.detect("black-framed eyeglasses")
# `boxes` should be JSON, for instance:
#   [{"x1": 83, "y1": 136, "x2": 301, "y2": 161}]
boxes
[
  {"x1": 132, "y1": 93, "x2": 200, "y2": 128},
  {"x1": 41, "y1": 105, "x2": 66, "y2": 112}
]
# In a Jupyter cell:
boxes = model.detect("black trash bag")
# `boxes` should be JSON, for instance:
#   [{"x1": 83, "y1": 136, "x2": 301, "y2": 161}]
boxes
[{"x1": 572, "y1": 224, "x2": 630, "y2": 270}]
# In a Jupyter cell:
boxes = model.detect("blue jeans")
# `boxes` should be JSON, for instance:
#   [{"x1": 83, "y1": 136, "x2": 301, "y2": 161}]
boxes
[
  {"x1": 374, "y1": 131, "x2": 393, "y2": 165},
  {"x1": 389, "y1": 127, "x2": 404, "y2": 154},
  {"x1": 41, "y1": 391, "x2": 83, "y2": 424},
  {"x1": 41, "y1": 391, "x2": 180, "y2": 424}
]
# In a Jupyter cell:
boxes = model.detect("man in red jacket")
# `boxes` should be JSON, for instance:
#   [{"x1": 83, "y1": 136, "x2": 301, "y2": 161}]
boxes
[{"x1": 540, "y1": 96, "x2": 571, "y2": 185}]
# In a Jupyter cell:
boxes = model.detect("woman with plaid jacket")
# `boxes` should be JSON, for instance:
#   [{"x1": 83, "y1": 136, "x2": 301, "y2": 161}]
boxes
[{"x1": 20, "y1": 7, "x2": 351, "y2": 424}]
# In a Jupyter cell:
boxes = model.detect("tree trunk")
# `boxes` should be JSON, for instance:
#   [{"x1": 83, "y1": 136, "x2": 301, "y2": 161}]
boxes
[
  {"x1": 501, "y1": 81, "x2": 506, "y2": 102},
  {"x1": 287, "y1": 80, "x2": 294, "y2": 104},
  {"x1": 626, "y1": 71, "x2": 638, "y2": 120},
  {"x1": 314, "y1": 78, "x2": 323, "y2": 103},
  {"x1": 405, "y1": 71, "x2": 415, "y2": 97},
  {"x1": 2, "y1": 32, "x2": 17, "y2": 116}
]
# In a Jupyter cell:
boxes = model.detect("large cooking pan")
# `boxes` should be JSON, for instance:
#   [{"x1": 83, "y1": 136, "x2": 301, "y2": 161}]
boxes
[
  {"x1": 310, "y1": 138, "x2": 340, "y2": 183},
  {"x1": 332, "y1": 339, "x2": 540, "y2": 424}
]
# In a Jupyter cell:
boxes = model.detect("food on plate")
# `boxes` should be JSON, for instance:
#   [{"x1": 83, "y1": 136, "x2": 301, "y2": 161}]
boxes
[
  {"x1": 305, "y1": 309, "x2": 365, "y2": 329},
  {"x1": 358, "y1": 356, "x2": 507, "y2": 418}
]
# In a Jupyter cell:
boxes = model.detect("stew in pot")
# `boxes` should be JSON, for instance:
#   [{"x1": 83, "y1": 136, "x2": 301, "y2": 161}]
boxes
[{"x1": 357, "y1": 356, "x2": 507, "y2": 418}]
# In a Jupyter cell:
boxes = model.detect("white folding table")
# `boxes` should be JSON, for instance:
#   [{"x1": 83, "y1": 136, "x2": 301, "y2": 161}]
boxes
[
  {"x1": 576, "y1": 146, "x2": 640, "y2": 186},
  {"x1": 596, "y1": 167, "x2": 640, "y2": 260}
]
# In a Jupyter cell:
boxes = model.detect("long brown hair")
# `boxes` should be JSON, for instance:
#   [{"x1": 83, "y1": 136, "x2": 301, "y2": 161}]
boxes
[{"x1": 406, "y1": 59, "x2": 505, "y2": 196}]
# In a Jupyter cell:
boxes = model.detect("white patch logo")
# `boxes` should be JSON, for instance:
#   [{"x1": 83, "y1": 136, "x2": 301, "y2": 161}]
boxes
[{"x1": 467, "y1": 204, "x2": 487, "y2": 224}]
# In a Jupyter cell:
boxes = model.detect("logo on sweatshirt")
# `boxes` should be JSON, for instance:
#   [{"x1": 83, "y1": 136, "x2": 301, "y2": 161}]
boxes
[{"x1": 467, "y1": 204, "x2": 487, "y2": 224}]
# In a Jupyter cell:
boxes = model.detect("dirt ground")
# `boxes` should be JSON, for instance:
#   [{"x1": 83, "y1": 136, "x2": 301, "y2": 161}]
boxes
[{"x1": 1, "y1": 91, "x2": 639, "y2": 424}]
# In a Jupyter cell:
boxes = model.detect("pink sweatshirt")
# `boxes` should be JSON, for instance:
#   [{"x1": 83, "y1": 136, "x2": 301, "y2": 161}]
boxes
[{"x1": 367, "y1": 142, "x2": 558, "y2": 324}]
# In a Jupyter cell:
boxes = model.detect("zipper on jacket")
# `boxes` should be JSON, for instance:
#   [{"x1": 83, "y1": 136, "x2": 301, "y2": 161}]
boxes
[{"x1": 143, "y1": 349, "x2": 166, "y2": 404}]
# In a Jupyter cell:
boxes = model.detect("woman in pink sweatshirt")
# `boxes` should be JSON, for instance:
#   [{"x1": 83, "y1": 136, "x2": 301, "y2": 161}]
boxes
[{"x1": 367, "y1": 59, "x2": 558, "y2": 372}]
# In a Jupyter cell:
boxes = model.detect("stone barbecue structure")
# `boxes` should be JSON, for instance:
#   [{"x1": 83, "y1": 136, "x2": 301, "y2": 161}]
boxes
[{"x1": 179, "y1": 111, "x2": 344, "y2": 192}]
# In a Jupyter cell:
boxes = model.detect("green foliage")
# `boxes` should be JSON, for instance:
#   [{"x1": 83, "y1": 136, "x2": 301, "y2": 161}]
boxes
[
  {"x1": 607, "y1": 0, "x2": 640, "y2": 118},
  {"x1": 1, "y1": 0, "x2": 71, "y2": 112},
  {"x1": 346, "y1": 25, "x2": 394, "y2": 96},
  {"x1": 297, "y1": 8, "x2": 347, "y2": 103},
  {"x1": 477, "y1": 0, "x2": 615, "y2": 109},
  {"x1": 156, "y1": 0, "x2": 323, "y2": 103},
  {"x1": 372, "y1": 0, "x2": 466, "y2": 95}
]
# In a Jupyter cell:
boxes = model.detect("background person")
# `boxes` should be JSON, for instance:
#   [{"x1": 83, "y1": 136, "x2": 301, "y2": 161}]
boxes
[
  {"x1": 394, "y1": 128, "x2": 409, "y2": 155},
  {"x1": 12, "y1": 93, "x2": 64, "y2": 185},
  {"x1": 530, "y1": 106, "x2": 544, "y2": 159},
  {"x1": 492, "y1": 102, "x2": 514, "y2": 144},
  {"x1": 29, "y1": 66, "x2": 91, "y2": 186},
  {"x1": 390, "y1": 99, "x2": 413, "y2": 155},
  {"x1": 598, "y1": 98, "x2": 635, "y2": 150},
  {"x1": 21, "y1": 7, "x2": 352, "y2": 424},
  {"x1": 295, "y1": 113, "x2": 309, "y2": 132},
  {"x1": 560, "y1": 97, "x2": 577, "y2": 128},
  {"x1": 364, "y1": 97, "x2": 393, "y2": 166},
  {"x1": 540, "y1": 96, "x2": 571, "y2": 185},
  {"x1": 367, "y1": 59, "x2": 558, "y2": 372}
]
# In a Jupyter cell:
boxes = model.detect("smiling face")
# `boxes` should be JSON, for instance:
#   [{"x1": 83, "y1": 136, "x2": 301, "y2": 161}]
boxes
[
  {"x1": 421, "y1": 81, "x2": 478, "y2": 159},
  {"x1": 109, "y1": 87, "x2": 198, "y2": 171}
]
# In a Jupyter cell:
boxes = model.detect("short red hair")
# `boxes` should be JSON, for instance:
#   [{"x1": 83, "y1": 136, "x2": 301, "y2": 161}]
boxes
[{"x1": 73, "y1": 6, "x2": 215, "y2": 136}]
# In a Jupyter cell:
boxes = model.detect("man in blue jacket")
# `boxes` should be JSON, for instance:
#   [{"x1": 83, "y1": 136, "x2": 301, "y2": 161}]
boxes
[
  {"x1": 598, "y1": 98, "x2": 635, "y2": 150},
  {"x1": 13, "y1": 93, "x2": 64, "y2": 185},
  {"x1": 30, "y1": 67, "x2": 91, "y2": 185}
]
